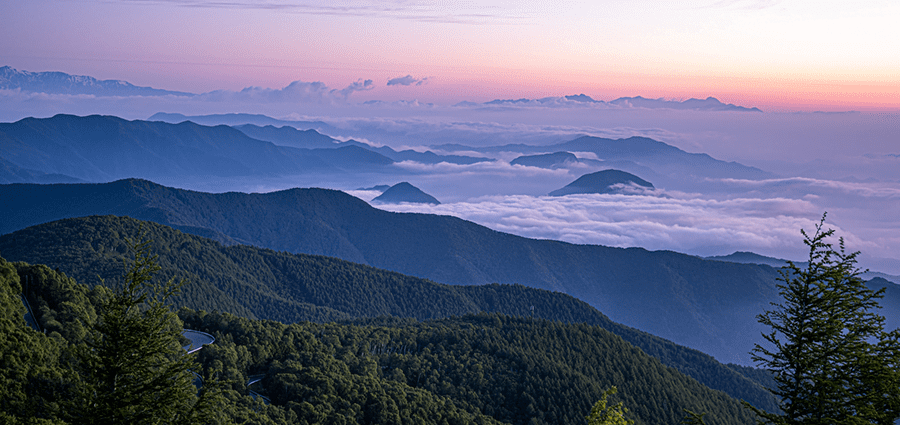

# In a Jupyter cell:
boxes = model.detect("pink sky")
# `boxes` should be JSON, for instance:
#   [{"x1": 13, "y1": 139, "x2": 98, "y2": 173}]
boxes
[{"x1": 2, "y1": 0, "x2": 898, "y2": 112}]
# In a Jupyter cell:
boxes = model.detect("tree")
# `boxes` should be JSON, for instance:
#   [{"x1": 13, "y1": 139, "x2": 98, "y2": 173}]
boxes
[
  {"x1": 586, "y1": 386, "x2": 634, "y2": 425},
  {"x1": 71, "y1": 231, "x2": 219, "y2": 425},
  {"x1": 681, "y1": 409, "x2": 707, "y2": 425},
  {"x1": 748, "y1": 215, "x2": 900, "y2": 424}
]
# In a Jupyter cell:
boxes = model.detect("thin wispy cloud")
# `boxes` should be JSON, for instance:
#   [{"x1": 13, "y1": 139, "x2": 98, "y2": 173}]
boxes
[
  {"x1": 700, "y1": 0, "x2": 783, "y2": 11},
  {"x1": 112, "y1": 0, "x2": 534, "y2": 24}
]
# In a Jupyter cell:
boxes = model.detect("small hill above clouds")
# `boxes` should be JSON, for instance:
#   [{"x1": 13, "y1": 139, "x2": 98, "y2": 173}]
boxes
[
  {"x1": 372, "y1": 182, "x2": 440, "y2": 205},
  {"x1": 511, "y1": 151, "x2": 584, "y2": 168},
  {"x1": 549, "y1": 169, "x2": 654, "y2": 196}
]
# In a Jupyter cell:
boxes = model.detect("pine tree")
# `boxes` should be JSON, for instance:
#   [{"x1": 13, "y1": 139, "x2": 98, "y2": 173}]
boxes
[
  {"x1": 748, "y1": 215, "x2": 900, "y2": 424},
  {"x1": 71, "y1": 231, "x2": 218, "y2": 425},
  {"x1": 586, "y1": 386, "x2": 634, "y2": 425}
]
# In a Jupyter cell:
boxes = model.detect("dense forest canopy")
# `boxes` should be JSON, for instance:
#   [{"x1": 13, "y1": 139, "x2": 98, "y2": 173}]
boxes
[
  {"x1": 0, "y1": 222, "x2": 766, "y2": 423},
  {"x1": 0, "y1": 215, "x2": 778, "y2": 412}
]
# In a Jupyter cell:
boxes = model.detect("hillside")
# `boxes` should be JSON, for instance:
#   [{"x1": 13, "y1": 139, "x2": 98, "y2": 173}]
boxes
[
  {"x1": 0, "y1": 215, "x2": 777, "y2": 411},
  {"x1": 2, "y1": 254, "x2": 761, "y2": 424}
]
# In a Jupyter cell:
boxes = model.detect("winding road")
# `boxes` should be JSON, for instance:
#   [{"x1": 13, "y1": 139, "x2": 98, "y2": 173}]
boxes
[{"x1": 181, "y1": 329, "x2": 270, "y2": 404}]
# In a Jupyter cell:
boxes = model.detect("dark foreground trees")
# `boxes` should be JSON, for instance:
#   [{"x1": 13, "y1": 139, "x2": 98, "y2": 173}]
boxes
[
  {"x1": 71, "y1": 233, "x2": 219, "y2": 425},
  {"x1": 749, "y1": 215, "x2": 900, "y2": 424}
]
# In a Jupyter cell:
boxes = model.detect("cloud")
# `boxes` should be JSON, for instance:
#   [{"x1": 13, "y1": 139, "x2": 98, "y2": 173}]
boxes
[
  {"x1": 700, "y1": 0, "x2": 782, "y2": 11},
  {"x1": 387, "y1": 75, "x2": 429, "y2": 86},
  {"x1": 370, "y1": 192, "x2": 826, "y2": 259},
  {"x1": 114, "y1": 1, "x2": 535, "y2": 24},
  {"x1": 356, "y1": 172, "x2": 900, "y2": 273},
  {"x1": 337, "y1": 79, "x2": 374, "y2": 97},
  {"x1": 717, "y1": 177, "x2": 900, "y2": 200},
  {"x1": 196, "y1": 78, "x2": 372, "y2": 104}
]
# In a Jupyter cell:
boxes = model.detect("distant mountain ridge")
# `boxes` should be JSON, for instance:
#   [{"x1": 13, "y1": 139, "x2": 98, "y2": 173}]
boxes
[
  {"x1": 234, "y1": 123, "x2": 490, "y2": 165},
  {"x1": 0, "y1": 155, "x2": 83, "y2": 184},
  {"x1": 709, "y1": 251, "x2": 900, "y2": 286},
  {"x1": 148, "y1": 112, "x2": 340, "y2": 135},
  {"x1": 0, "y1": 65, "x2": 192, "y2": 97},
  {"x1": 4, "y1": 178, "x2": 899, "y2": 364},
  {"x1": 478, "y1": 94, "x2": 761, "y2": 112},
  {"x1": 0, "y1": 114, "x2": 402, "y2": 183},
  {"x1": 0, "y1": 114, "x2": 492, "y2": 186}
]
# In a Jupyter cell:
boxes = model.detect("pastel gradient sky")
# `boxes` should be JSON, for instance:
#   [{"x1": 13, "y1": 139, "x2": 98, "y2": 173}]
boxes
[{"x1": 2, "y1": 0, "x2": 898, "y2": 111}]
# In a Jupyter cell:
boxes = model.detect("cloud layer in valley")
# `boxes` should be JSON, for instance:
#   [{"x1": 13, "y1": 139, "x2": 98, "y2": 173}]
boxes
[{"x1": 348, "y1": 171, "x2": 900, "y2": 274}]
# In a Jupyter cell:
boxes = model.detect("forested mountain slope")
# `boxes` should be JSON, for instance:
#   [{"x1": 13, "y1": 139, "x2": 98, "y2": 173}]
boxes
[
  {"x1": 1, "y1": 255, "x2": 760, "y2": 424},
  {"x1": 0, "y1": 216, "x2": 778, "y2": 411},
  {"x1": 185, "y1": 311, "x2": 760, "y2": 425}
]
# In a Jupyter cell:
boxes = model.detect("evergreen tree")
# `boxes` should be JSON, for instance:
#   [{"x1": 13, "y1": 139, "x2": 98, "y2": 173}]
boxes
[
  {"x1": 681, "y1": 410, "x2": 707, "y2": 425},
  {"x1": 71, "y1": 231, "x2": 217, "y2": 425},
  {"x1": 586, "y1": 386, "x2": 634, "y2": 425},
  {"x1": 748, "y1": 215, "x2": 900, "y2": 424}
]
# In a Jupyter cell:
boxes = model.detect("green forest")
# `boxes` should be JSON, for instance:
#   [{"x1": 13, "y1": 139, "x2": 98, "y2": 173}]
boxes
[
  {"x1": 0, "y1": 219, "x2": 765, "y2": 424},
  {"x1": 0, "y1": 216, "x2": 778, "y2": 412},
  {"x1": 3, "y1": 215, "x2": 899, "y2": 423}
]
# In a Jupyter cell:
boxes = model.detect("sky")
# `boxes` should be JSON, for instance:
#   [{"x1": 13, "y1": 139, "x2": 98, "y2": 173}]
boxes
[
  {"x1": 1, "y1": 0, "x2": 899, "y2": 274},
  {"x1": 2, "y1": 0, "x2": 900, "y2": 111}
]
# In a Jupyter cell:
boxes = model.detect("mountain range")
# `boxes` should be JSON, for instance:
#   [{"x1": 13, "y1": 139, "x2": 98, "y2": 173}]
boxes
[
  {"x1": 0, "y1": 114, "x2": 497, "y2": 187},
  {"x1": 0, "y1": 65, "x2": 192, "y2": 97},
  {"x1": 478, "y1": 94, "x2": 761, "y2": 112},
  {"x1": 3, "y1": 178, "x2": 898, "y2": 365},
  {"x1": 233, "y1": 123, "x2": 490, "y2": 165}
]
